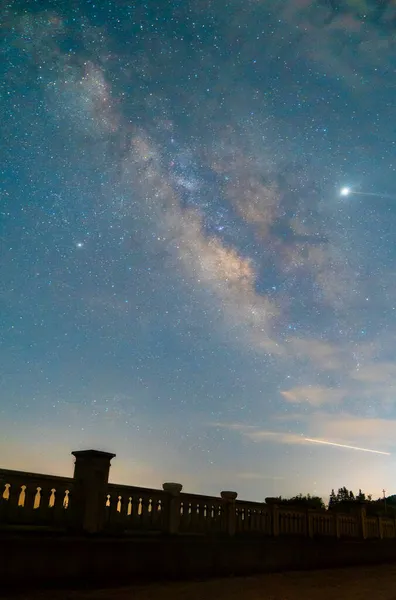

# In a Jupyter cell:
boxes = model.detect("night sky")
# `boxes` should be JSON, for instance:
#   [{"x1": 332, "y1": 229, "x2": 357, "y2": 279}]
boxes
[{"x1": 2, "y1": 0, "x2": 396, "y2": 502}]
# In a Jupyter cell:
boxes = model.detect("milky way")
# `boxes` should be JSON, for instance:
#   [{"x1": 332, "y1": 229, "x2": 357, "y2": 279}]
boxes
[{"x1": 1, "y1": 0, "x2": 396, "y2": 501}]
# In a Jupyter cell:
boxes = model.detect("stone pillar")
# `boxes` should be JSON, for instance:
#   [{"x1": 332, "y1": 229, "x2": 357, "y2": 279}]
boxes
[
  {"x1": 378, "y1": 515, "x2": 383, "y2": 539},
  {"x1": 71, "y1": 449, "x2": 116, "y2": 534},
  {"x1": 335, "y1": 512, "x2": 341, "y2": 539},
  {"x1": 265, "y1": 498, "x2": 279, "y2": 536},
  {"x1": 221, "y1": 491, "x2": 238, "y2": 536},
  {"x1": 162, "y1": 482, "x2": 183, "y2": 534},
  {"x1": 271, "y1": 504, "x2": 279, "y2": 536},
  {"x1": 306, "y1": 509, "x2": 314, "y2": 538},
  {"x1": 358, "y1": 504, "x2": 367, "y2": 539}
]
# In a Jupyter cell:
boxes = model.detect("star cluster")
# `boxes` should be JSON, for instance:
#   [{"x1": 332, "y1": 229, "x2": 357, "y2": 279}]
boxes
[{"x1": 1, "y1": 0, "x2": 396, "y2": 500}]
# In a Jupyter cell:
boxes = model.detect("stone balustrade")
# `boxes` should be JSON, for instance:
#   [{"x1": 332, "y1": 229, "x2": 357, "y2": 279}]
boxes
[
  {"x1": 0, "y1": 468, "x2": 73, "y2": 528},
  {"x1": 179, "y1": 492, "x2": 225, "y2": 534},
  {"x1": 105, "y1": 483, "x2": 167, "y2": 532},
  {"x1": 235, "y1": 500, "x2": 271, "y2": 535},
  {"x1": 1, "y1": 449, "x2": 395, "y2": 540}
]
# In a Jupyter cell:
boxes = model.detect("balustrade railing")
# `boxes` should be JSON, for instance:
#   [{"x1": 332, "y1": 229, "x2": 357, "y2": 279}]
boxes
[
  {"x1": 381, "y1": 518, "x2": 395, "y2": 538},
  {"x1": 278, "y1": 507, "x2": 307, "y2": 536},
  {"x1": 105, "y1": 483, "x2": 167, "y2": 532},
  {"x1": 0, "y1": 468, "x2": 73, "y2": 528},
  {"x1": 366, "y1": 516, "x2": 380, "y2": 538},
  {"x1": 338, "y1": 514, "x2": 358, "y2": 537},
  {"x1": 2, "y1": 451, "x2": 396, "y2": 541},
  {"x1": 235, "y1": 500, "x2": 271, "y2": 535},
  {"x1": 179, "y1": 493, "x2": 225, "y2": 534},
  {"x1": 311, "y1": 511, "x2": 335, "y2": 536}
]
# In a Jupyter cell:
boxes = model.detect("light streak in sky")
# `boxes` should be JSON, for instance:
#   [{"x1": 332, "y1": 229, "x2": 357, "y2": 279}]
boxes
[
  {"x1": 340, "y1": 186, "x2": 351, "y2": 196},
  {"x1": 304, "y1": 437, "x2": 391, "y2": 456},
  {"x1": 339, "y1": 187, "x2": 396, "y2": 200}
]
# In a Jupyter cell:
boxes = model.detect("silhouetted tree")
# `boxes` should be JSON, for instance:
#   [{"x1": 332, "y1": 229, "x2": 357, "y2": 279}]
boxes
[
  {"x1": 328, "y1": 487, "x2": 361, "y2": 512},
  {"x1": 268, "y1": 487, "x2": 395, "y2": 514},
  {"x1": 329, "y1": 489, "x2": 337, "y2": 509},
  {"x1": 356, "y1": 489, "x2": 366, "y2": 502},
  {"x1": 272, "y1": 494, "x2": 325, "y2": 510}
]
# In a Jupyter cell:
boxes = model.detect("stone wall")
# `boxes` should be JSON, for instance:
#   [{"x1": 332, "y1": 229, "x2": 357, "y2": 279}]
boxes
[{"x1": 3, "y1": 533, "x2": 396, "y2": 592}]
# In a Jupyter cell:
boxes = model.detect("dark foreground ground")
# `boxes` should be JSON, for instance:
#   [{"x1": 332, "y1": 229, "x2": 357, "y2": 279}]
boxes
[{"x1": 8, "y1": 564, "x2": 396, "y2": 600}]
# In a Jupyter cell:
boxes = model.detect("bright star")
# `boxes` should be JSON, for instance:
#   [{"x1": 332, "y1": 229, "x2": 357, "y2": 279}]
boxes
[
  {"x1": 340, "y1": 187, "x2": 351, "y2": 197},
  {"x1": 76, "y1": 242, "x2": 83, "y2": 248}
]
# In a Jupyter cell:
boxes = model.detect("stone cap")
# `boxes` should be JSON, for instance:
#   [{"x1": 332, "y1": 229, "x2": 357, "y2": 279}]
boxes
[
  {"x1": 265, "y1": 497, "x2": 280, "y2": 505},
  {"x1": 162, "y1": 482, "x2": 183, "y2": 494},
  {"x1": 221, "y1": 491, "x2": 238, "y2": 501},
  {"x1": 72, "y1": 450, "x2": 116, "y2": 460}
]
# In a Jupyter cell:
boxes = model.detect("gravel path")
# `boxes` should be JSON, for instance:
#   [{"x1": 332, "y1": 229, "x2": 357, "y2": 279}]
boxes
[{"x1": 9, "y1": 564, "x2": 396, "y2": 600}]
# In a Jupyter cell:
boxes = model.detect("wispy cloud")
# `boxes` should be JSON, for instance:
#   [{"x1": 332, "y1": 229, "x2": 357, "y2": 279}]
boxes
[
  {"x1": 285, "y1": 337, "x2": 348, "y2": 371},
  {"x1": 350, "y1": 362, "x2": 396, "y2": 384},
  {"x1": 281, "y1": 385, "x2": 346, "y2": 406},
  {"x1": 236, "y1": 472, "x2": 285, "y2": 481},
  {"x1": 211, "y1": 416, "x2": 394, "y2": 456},
  {"x1": 269, "y1": 0, "x2": 393, "y2": 92}
]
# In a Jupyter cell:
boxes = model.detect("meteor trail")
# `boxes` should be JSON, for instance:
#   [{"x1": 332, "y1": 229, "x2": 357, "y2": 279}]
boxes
[
  {"x1": 304, "y1": 437, "x2": 390, "y2": 456},
  {"x1": 339, "y1": 187, "x2": 396, "y2": 200}
]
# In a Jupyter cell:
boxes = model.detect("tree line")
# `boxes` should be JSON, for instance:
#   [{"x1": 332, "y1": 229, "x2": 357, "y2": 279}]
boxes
[{"x1": 265, "y1": 488, "x2": 396, "y2": 515}]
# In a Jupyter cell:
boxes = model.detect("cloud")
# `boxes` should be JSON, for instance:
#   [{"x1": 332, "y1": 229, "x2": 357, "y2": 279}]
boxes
[
  {"x1": 211, "y1": 421, "x2": 307, "y2": 445},
  {"x1": 236, "y1": 472, "x2": 285, "y2": 481},
  {"x1": 281, "y1": 385, "x2": 345, "y2": 406},
  {"x1": 247, "y1": 430, "x2": 308, "y2": 445},
  {"x1": 210, "y1": 422, "x2": 257, "y2": 435},
  {"x1": 212, "y1": 412, "x2": 396, "y2": 454},
  {"x1": 314, "y1": 414, "x2": 396, "y2": 450},
  {"x1": 270, "y1": 0, "x2": 394, "y2": 93},
  {"x1": 350, "y1": 362, "x2": 396, "y2": 384},
  {"x1": 277, "y1": 353, "x2": 396, "y2": 414},
  {"x1": 285, "y1": 337, "x2": 347, "y2": 371}
]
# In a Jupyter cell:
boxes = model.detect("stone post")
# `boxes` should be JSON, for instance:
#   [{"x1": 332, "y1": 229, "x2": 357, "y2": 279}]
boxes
[
  {"x1": 221, "y1": 491, "x2": 238, "y2": 536},
  {"x1": 265, "y1": 498, "x2": 279, "y2": 536},
  {"x1": 335, "y1": 512, "x2": 341, "y2": 539},
  {"x1": 378, "y1": 515, "x2": 384, "y2": 539},
  {"x1": 71, "y1": 449, "x2": 116, "y2": 534},
  {"x1": 271, "y1": 504, "x2": 279, "y2": 536},
  {"x1": 306, "y1": 509, "x2": 314, "y2": 538},
  {"x1": 352, "y1": 503, "x2": 367, "y2": 539},
  {"x1": 359, "y1": 505, "x2": 367, "y2": 539},
  {"x1": 162, "y1": 482, "x2": 183, "y2": 534}
]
